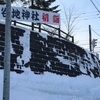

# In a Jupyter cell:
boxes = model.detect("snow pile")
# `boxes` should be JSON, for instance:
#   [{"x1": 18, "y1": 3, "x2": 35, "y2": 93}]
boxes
[{"x1": 0, "y1": 69, "x2": 100, "y2": 100}]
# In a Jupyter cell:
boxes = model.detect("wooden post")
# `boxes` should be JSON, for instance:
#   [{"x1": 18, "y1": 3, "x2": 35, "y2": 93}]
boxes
[
  {"x1": 89, "y1": 25, "x2": 92, "y2": 51},
  {"x1": 58, "y1": 25, "x2": 60, "y2": 38},
  {"x1": 32, "y1": 23, "x2": 34, "y2": 30},
  {"x1": 14, "y1": 20, "x2": 16, "y2": 26},
  {"x1": 72, "y1": 36, "x2": 74, "y2": 43},
  {"x1": 39, "y1": 23, "x2": 41, "y2": 32}
]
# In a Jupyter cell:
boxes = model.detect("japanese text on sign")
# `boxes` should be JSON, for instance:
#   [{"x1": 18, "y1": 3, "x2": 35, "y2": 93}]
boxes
[{"x1": 0, "y1": 5, "x2": 60, "y2": 25}]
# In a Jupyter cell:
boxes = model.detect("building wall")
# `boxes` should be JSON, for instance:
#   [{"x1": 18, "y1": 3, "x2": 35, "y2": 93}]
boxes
[{"x1": 0, "y1": 23, "x2": 100, "y2": 77}]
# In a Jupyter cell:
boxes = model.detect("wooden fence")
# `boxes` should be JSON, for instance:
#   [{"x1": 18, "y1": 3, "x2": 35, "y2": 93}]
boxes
[{"x1": 12, "y1": 21, "x2": 74, "y2": 43}]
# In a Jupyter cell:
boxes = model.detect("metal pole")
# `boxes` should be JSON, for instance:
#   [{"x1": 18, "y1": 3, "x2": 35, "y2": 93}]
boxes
[
  {"x1": 3, "y1": 0, "x2": 11, "y2": 100},
  {"x1": 89, "y1": 25, "x2": 92, "y2": 51}
]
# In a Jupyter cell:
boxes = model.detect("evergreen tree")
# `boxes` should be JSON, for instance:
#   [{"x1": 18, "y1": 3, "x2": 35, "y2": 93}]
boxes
[
  {"x1": 30, "y1": 0, "x2": 60, "y2": 13},
  {"x1": 1, "y1": 0, "x2": 60, "y2": 13},
  {"x1": 0, "y1": 0, "x2": 26, "y2": 5},
  {"x1": 0, "y1": 0, "x2": 19, "y2": 4},
  {"x1": 0, "y1": 0, "x2": 5, "y2": 4}
]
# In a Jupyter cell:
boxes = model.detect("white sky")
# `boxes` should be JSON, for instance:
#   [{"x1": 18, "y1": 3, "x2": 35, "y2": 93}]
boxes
[{"x1": 54, "y1": 0, "x2": 100, "y2": 54}]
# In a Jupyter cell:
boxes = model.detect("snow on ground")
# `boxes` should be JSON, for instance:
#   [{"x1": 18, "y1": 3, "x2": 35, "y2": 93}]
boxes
[{"x1": 0, "y1": 68, "x2": 100, "y2": 100}]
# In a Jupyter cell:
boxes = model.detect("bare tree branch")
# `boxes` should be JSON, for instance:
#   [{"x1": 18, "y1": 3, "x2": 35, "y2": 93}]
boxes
[{"x1": 62, "y1": 5, "x2": 80, "y2": 39}]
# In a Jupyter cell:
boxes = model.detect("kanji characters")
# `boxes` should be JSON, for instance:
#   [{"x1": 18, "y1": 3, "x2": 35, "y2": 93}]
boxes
[
  {"x1": 53, "y1": 15, "x2": 59, "y2": 24},
  {"x1": 42, "y1": 13, "x2": 49, "y2": 22},
  {"x1": 22, "y1": 10, "x2": 30, "y2": 20},
  {"x1": 0, "y1": 5, "x2": 60, "y2": 25},
  {"x1": 31, "y1": 11, "x2": 39, "y2": 21},
  {"x1": 1, "y1": 7, "x2": 6, "y2": 17},
  {"x1": 12, "y1": 9, "x2": 20, "y2": 19}
]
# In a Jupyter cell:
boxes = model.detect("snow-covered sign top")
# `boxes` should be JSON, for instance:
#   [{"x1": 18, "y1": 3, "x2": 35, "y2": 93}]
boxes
[{"x1": 0, "y1": 5, "x2": 60, "y2": 25}]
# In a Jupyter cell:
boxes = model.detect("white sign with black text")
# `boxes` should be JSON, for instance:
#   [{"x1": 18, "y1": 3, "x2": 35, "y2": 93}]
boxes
[{"x1": 0, "y1": 5, "x2": 60, "y2": 25}]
